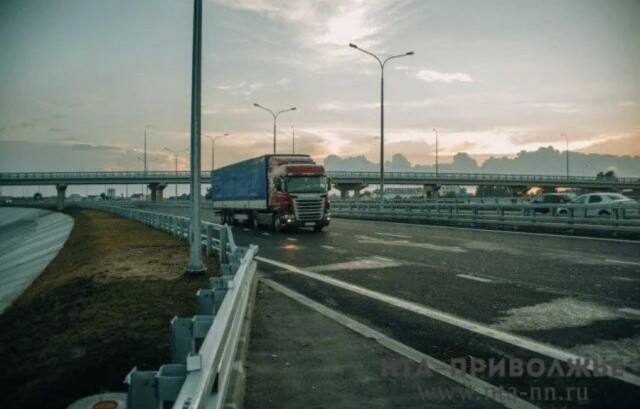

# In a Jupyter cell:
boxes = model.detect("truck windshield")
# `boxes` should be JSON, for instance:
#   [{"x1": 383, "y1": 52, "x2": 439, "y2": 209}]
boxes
[{"x1": 286, "y1": 176, "x2": 327, "y2": 193}]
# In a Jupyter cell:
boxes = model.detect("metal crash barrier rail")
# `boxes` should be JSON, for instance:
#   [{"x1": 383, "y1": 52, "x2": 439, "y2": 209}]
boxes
[
  {"x1": 79, "y1": 203, "x2": 258, "y2": 409},
  {"x1": 330, "y1": 200, "x2": 640, "y2": 233}
]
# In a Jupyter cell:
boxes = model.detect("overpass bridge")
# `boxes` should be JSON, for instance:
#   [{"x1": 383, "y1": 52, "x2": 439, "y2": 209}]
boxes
[{"x1": 1, "y1": 170, "x2": 639, "y2": 207}]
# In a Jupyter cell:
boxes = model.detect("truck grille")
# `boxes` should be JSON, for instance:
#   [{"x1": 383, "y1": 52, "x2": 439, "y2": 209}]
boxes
[{"x1": 293, "y1": 198, "x2": 324, "y2": 221}]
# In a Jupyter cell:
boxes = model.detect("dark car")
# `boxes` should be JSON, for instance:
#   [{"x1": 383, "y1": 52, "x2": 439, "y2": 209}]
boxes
[{"x1": 529, "y1": 193, "x2": 577, "y2": 214}]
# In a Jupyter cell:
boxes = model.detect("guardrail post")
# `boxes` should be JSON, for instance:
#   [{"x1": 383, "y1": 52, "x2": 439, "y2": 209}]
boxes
[
  {"x1": 171, "y1": 317, "x2": 194, "y2": 364},
  {"x1": 125, "y1": 368, "x2": 159, "y2": 409},
  {"x1": 211, "y1": 277, "x2": 228, "y2": 314},
  {"x1": 206, "y1": 224, "x2": 214, "y2": 256},
  {"x1": 156, "y1": 364, "x2": 187, "y2": 405},
  {"x1": 197, "y1": 289, "x2": 215, "y2": 314}
]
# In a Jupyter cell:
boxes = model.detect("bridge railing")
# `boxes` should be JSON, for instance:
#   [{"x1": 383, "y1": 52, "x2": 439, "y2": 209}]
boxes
[
  {"x1": 330, "y1": 200, "x2": 640, "y2": 233},
  {"x1": 0, "y1": 170, "x2": 210, "y2": 181},
  {"x1": 326, "y1": 171, "x2": 640, "y2": 184},
  {"x1": 79, "y1": 203, "x2": 258, "y2": 409}
]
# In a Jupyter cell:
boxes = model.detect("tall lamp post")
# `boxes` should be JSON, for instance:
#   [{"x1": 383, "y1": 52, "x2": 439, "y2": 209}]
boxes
[
  {"x1": 186, "y1": 0, "x2": 205, "y2": 275},
  {"x1": 349, "y1": 43, "x2": 414, "y2": 203},
  {"x1": 432, "y1": 128, "x2": 439, "y2": 176},
  {"x1": 143, "y1": 125, "x2": 152, "y2": 174},
  {"x1": 253, "y1": 103, "x2": 296, "y2": 154},
  {"x1": 203, "y1": 133, "x2": 228, "y2": 171},
  {"x1": 164, "y1": 147, "x2": 188, "y2": 199},
  {"x1": 291, "y1": 125, "x2": 295, "y2": 154},
  {"x1": 561, "y1": 133, "x2": 569, "y2": 178}
]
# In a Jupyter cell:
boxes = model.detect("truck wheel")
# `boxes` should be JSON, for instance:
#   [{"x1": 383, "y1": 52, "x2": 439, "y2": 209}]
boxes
[
  {"x1": 252, "y1": 213, "x2": 260, "y2": 230},
  {"x1": 273, "y1": 215, "x2": 283, "y2": 233}
]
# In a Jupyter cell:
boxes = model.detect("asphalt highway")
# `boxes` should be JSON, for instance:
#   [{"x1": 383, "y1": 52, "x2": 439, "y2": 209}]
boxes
[{"x1": 135, "y1": 205, "x2": 640, "y2": 408}]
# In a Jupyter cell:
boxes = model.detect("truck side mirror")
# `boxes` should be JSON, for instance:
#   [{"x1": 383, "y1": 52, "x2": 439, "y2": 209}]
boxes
[{"x1": 274, "y1": 177, "x2": 282, "y2": 192}]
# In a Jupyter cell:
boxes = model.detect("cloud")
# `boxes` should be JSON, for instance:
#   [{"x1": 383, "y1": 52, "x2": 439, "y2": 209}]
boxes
[
  {"x1": 318, "y1": 101, "x2": 345, "y2": 112},
  {"x1": 49, "y1": 128, "x2": 67, "y2": 133},
  {"x1": 416, "y1": 69, "x2": 474, "y2": 83},
  {"x1": 212, "y1": 0, "x2": 409, "y2": 67},
  {"x1": 276, "y1": 78, "x2": 291, "y2": 86},
  {"x1": 619, "y1": 100, "x2": 637, "y2": 107},
  {"x1": 522, "y1": 102, "x2": 581, "y2": 114}
]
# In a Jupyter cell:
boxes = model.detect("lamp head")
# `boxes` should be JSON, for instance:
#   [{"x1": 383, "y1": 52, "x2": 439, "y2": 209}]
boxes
[
  {"x1": 349, "y1": 43, "x2": 358, "y2": 49},
  {"x1": 406, "y1": 51, "x2": 414, "y2": 56}
]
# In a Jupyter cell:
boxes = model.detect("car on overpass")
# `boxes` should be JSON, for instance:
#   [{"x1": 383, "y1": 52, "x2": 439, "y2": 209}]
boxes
[
  {"x1": 557, "y1": 193, "x2": 638, "y2": 217},
  {"x1": 527, "y1": 193, "x2": 576, "y2": 215}
]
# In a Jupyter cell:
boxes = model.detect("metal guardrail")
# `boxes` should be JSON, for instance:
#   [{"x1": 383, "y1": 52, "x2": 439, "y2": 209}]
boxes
[
  {"x1": 79, "y1": 203, "x2": 258, "y2": 409},
  {"x1": 330, "y1": 200, "x2": 640, "y2": 233}
]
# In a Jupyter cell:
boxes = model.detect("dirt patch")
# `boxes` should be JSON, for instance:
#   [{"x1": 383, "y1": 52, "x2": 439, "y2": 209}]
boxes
[{"x1": 0, "y1": 208, "x2": 219, "y2": 409}]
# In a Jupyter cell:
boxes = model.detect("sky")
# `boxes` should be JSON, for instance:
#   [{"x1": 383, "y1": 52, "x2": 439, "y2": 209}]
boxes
[{"x1": 1, "y1": 0, "x2": 639, "y2": 185}]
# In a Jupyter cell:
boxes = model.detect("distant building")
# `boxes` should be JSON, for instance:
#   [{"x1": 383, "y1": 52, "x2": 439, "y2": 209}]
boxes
[
  {"x1": 106, "y1": 188, "x2": 116, "y2": 199},
  {"x1": 130, "y1": 193, "x2": 144, "y2": 201}
]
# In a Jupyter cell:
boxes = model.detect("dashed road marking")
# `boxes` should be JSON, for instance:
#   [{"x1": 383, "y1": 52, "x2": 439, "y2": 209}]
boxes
[
  {"x1": 261, "y1": 232, "x2": 271, "y2": 236},
  {"x1": 255, "y1": 255, "x2": 640, "y2": 387},
  {"x1": 356, "y1": 235, "x2": 466, "y2": 253},
  {"x1": 606, "y1": 259, "x2": 640, "y2": 267},
  {"x1": 243, "y1": 228, "x2": 250, "y2": 232},
  {"x1": 456, "y1": 274, "x2": 492, "y2": 283},
  {"x1": 619, "y1": 308, "x2": 640, "y2": 317},
  {"x1": 308, "y1": 256, "x2": 402, "y2": 272},
  {"x1": 286, "y1": 237, "x2": 298, "y2": 242},
  {"x1": 262, "y1": 278, "x2": 541, "y2": 409},
  {"x1": 321, "y1": 245, "x2": 336, "y2": 250},
  {"x1": 375, "y1": 232, "x2": 411, "y2": 238}
]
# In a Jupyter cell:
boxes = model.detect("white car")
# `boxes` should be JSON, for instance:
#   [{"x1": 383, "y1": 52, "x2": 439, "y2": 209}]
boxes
[{"x1": 558, "y1": 193, "x2": 638, "y2": 217}]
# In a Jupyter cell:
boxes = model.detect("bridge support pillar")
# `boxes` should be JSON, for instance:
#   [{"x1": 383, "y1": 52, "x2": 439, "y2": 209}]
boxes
[
  {"x1": 56, "y1": 184, "x2": 67, "y2": 211},
  {"x1": 333, "y1": 183, "x2": 368, "y2": 200},
  {"x1": 148, "y1": 183, "x2": 167, "y2": 201},
  {"x1": 508, "y1": 186, "x2": 530, "y2": 197},
  {"x1": 423, "y1": 184, "x2": 440, "y2": 199}
]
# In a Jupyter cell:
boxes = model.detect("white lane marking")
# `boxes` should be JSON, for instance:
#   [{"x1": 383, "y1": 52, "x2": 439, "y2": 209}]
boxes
[
  {"x1": 262, "y1": 278, "x2": 541, "y2": 409},
  {"x1": 619, "y1": 308, "x2": 640, "y2": 317},
  {"x1": 612, "y1": 277, "x2": 639, "y2": 282},
  {"x1": 321, "y1": 245, "x2": 336, "y2": 250},
  {"x1": 606, "y1": 259, "x2": 640, "y2": 267},
  {"x1": 243, "y1": 228, "x2": 250, "y2": 232},
  {"x1": 337, "y1": 218, "x2": 640, "y2": 244},
  {"x1": 375, "y1": 232, "x2": 411, "y2": 238},
  {"x1": 456, "y1": 274, "x2": 492, "y2": 283},
  {"x1": 261, "y1": 232, "x2": 271, "y2": 236},
  {"x1": 356, "y1": 235, "x2": 466, "y2": 253},
  {"x1": 255, "y1": 255, "x2": 640, "y2": 387},
  {"x1": 308, "y1": 257, "x2": 402, "y2": 272},
  {"x1": 286, "y1": 237, "x2": 298, "y2": 242},
  {"x1": 493, "y1": 298, "x2": 623, "y2": 332}
]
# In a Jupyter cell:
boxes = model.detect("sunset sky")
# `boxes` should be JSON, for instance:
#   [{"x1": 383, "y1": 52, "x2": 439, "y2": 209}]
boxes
[{"x1": 1, "y1": 0, "x2": 639, "y2": 175}]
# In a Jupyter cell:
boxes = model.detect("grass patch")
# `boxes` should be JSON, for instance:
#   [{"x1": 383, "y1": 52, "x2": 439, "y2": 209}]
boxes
[{"x1": 0, "y1": 208, "x2": 219, "y2": 408}]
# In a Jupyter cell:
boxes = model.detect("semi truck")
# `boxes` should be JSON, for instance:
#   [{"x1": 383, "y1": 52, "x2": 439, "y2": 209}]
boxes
[{"x1": 211, "y1": 154, "x2": 330, "y2": 232}]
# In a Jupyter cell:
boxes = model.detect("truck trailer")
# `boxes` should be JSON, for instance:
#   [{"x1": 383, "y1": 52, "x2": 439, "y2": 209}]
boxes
[{"x1": 211, "y1": 154, "x2": 330, "y2": 232}]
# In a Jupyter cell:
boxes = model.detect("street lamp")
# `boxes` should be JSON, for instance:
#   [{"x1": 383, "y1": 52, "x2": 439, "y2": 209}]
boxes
[
  {"x1": 186, "y1": 0, "x2": 205, "y2": 275},
  {"x1": 291, "y1": 125, "x2": 295, "y2": 154},
  {"x1": 349, "y1": 42, "x2": 414, "y2": 203},
  {"x1": 253, "y1": 103, "x2": 296, "y2": 154},
  {"x1": 582, "y1": 165, "x2": 589, "y2": 177},
  {"x1": 164, "y1": 147, "x2": 189, "y2": 199},
  {"x1": 432, "y1": 128, "x2": 439, "y2": 176},
  {"x1": 203, "y1": 133, "x2": 228, "y2": 171},
  {"x1": 560, "y1": 133, "x2": 569, "y2": 178},
  {"x1": 143, "y1": 125, "x2": 152, "y2": 174}
]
